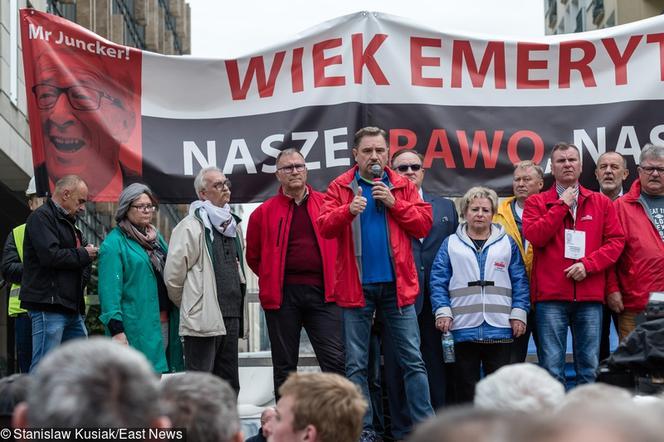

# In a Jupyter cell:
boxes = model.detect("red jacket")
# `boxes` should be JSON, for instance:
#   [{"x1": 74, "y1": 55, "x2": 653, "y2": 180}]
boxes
[
  {"x1": 523, "y1": 185, "x2": 624, "y2": 303},
  {"x1": 316, "y1": 166, "x2": 432, "y2": 308},
  {"x1": 246, "y1": 186, "x2": 337, "y2": 310},
  {"x1": 607, "y1": 180, "x2": 664, "y2": 312}
]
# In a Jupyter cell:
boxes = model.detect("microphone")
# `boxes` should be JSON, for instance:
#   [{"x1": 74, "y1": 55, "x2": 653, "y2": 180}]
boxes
[{"x1": 370, "y1": 164, "x2": 384, "y2": 211}]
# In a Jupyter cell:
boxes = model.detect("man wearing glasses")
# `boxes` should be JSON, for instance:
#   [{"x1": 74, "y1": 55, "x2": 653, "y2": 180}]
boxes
[
  {"x1": 31, "y1": 47, "x2": 138, "y2": 201},
  {"x1": 165, "y1": 167, "x2": 245, "y2": 394},
  {"x1": 246, "y1": 148, "x2": 344, "y2": 398},
  {"x1": 607, "y1": 144, "x2": 664, "y2": 340}
]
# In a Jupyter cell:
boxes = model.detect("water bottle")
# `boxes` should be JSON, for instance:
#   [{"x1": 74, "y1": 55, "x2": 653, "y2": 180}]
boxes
[{"x1": 441, "y1": 331, "x2": 455, "y2": 363}]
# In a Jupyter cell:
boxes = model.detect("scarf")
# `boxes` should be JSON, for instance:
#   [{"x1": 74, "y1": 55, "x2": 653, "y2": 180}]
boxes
[
  {"x1": 118, "y1": 219, "x2": 166, "y2": 274},
  {"x1": 188, "y1": 200, "x2": 237, "y2": 241}
]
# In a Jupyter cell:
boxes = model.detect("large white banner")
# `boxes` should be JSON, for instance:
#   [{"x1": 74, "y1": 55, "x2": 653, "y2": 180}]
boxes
[{"x1": 21, "y1": 9, "x2": 664, "y2": 202}]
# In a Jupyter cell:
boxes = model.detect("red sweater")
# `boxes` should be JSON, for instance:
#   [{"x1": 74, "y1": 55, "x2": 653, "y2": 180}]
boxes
[{"x1": 246, "y1": 186, "x2": 337, "y2": 310}]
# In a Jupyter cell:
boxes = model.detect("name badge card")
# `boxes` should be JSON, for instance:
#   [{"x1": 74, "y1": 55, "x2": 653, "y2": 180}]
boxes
[{"x1": 565, "y1": 229, "x2": 586, "y2": 260}]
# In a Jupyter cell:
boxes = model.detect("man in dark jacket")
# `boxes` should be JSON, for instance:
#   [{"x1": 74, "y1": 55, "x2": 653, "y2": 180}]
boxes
[
  {"x1": 379, "y1": 149, "x2": 458, "y2": 438},
  {"x1": 1, "y1": 177, "x2": 45, "y2": 373},
  {"x1": 246, "y1": 148, "x2": 344, "y2": 398},
  {"x1": 20, "y1": 175, "x2": 96, "y2": 371}
]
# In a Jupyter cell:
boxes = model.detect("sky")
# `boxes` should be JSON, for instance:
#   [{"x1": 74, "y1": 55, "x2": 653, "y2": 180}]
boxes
[{"x1": 186, "y1": 0, "x2": 545, "y2": 58}]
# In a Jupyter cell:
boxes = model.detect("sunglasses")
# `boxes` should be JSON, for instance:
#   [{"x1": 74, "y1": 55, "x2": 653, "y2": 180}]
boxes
[{"x1": 395, "y1": 164, "x2": 422, "y2": 172}]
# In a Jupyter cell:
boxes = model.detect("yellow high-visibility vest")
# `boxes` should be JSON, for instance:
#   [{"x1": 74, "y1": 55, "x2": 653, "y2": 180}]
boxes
[{"x1": 8, "y1": 224, "x2": 27, "y2": 317}]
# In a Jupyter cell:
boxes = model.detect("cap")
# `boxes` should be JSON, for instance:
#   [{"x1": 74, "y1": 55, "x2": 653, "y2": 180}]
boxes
[{"x1": 26, "y1": 177, "x2": 37, "y2": 196}]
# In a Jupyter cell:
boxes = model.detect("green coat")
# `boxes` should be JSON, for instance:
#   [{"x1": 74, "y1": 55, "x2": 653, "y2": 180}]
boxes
[{"x1": 98, "y1": 227, "x2": 184, "y2": 373}]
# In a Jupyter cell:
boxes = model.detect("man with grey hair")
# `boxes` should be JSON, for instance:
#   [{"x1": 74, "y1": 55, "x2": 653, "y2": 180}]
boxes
[
  {"x1": 406, "y1": 407, "x2": 524, "y2": 442},
  {"x1": 594, "y1": 151, "x2": 628, "y2": 359},
  {"x1": 607, "y1": 144, "x2": 664, "y2": 340},
  {"x1": 494, "y1": 160, "x2": 544, "y2": 363},
  {"x1": 246, "y1": 148, "x2": 344, "y2": 399},
  {"x1": 160, "y1": 372, "x2": 243, "y2": 442},
  {"x1": 165, "y1": 166, "x2": 245, "y2": 394},
  {"x1": 474, "y1": 363, "x2": 565, "y2": 413},
  {"x1": 596, "y1": 151, "x2": 629, "y2": 201},
  {"x1": 523, "y1": 143, "x2": 624, "y2": 386},
  {"x1": 19, "y1": 175, "x2": 98, "y2": 371},
  {"x1": 12, "y1": 337, "x2": 169, "y2": 429}
]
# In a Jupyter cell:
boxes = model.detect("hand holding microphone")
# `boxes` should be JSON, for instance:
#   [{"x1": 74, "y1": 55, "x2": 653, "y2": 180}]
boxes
[{"x1": 370, "y1": 164, "x2": 395, "y2": 210}]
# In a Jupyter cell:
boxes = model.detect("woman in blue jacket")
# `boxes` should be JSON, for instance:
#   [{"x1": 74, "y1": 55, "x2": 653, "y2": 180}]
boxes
[
  {"x1": 430, "y1": 186, "x2": 529, "y2": 403},
  {"x1": 98, "y1": 183, "x2": 183, "y2": 373}
]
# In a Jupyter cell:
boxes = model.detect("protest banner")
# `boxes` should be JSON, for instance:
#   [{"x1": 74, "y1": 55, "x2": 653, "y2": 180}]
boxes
[{"x1": 21, "y1": 9, "x2": 664, "y2": 202}]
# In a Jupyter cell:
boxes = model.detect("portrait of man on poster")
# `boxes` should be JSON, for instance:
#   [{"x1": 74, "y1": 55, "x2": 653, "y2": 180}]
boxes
[{"x1": 29, "y1": 45, "x2": 140, "y2": 201}]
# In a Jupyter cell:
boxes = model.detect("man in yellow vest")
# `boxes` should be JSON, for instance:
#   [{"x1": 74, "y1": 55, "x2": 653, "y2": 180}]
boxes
[
  {"x1": 1, "y1": 177, "x2": 45, "y2": 372},
  {"x1": 494, "y1": 161, "x2": 544, "y2": 363}
]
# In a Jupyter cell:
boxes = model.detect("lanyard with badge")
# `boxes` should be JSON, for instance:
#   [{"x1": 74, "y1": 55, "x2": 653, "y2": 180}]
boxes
[{"x1": 564, "y1": 198, "x2": 585, "y2": 260}]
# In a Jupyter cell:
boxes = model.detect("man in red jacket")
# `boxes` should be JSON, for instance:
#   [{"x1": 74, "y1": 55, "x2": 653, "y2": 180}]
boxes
[
  {"x1": 523, "y1": 142, "x2": 624, "y2": 386},
  {"x1": 246, "y1": 148, "x2": 344, "y2": 399},
  {"x1": 606, "y1": 144, "x2": 664, "y2": 340},
  {"x1": 317, "y1": 127, "x2": 434, "y2": 442}
]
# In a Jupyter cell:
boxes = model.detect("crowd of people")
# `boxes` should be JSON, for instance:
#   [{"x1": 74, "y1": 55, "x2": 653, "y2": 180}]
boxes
[{"x1": 1, "y1": 126, "x2": 663, "y2": 442}]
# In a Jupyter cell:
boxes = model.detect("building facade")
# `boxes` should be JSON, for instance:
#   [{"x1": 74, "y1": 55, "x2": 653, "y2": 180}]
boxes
[
  {"x1": 0, "y1": 0, "x2": 191, "y2": 374},
  {"x1": 545, "y1": 0, "x2": 664, "y2": 34}
]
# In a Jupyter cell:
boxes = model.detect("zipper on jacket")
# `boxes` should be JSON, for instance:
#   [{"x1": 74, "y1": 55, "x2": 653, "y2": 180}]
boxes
[{"x1": 276, "y1": 218, "x2": 283, "y2": 246}]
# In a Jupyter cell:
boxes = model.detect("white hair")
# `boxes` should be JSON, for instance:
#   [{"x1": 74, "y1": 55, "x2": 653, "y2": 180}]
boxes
[
  {"x1": 193, "y1": 166, "x2": 222, "y2": 199},
  {"x1": 558, "y1": 382, "x2": 632, "y2": 413},
  {"x1": 474, "y1": 363, "x2": 565, "y2": 413}
]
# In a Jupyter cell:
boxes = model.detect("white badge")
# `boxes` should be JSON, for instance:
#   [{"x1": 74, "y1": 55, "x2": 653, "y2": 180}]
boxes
[{"x1": 564, "y1": 229, "x2": 586, "y2": 260}]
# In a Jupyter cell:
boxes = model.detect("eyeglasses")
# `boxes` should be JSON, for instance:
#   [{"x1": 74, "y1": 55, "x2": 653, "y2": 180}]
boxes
[
  {"x1": 639, "y1": 166, "x2": 664, "y2": 175},
  {"x1": 212, "y1": 180, "x2": 232, "y2": 191},
  {"x1": 32, "y1": 83, "x2": 125, "y2": 111},
  {"x1": 395, "y1": 164, "x2": 422, "y2": 172},
  {"x1": 131, "y1": 204, "x2": 157, "y2": 212},
  {"x1": 277, "y1": 164, "x2": 306, "y2": 174}
]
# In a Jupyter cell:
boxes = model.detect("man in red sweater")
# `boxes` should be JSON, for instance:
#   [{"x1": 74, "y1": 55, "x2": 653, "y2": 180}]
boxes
[
  {"x1": 523, "y1": 142, "x2": 624, "y2": 386},
  {"x1": 607, "y1": 144, "x2": 664, "y2": 340},
  {"x1": 246, "y1": 148, "x2": 344, "y2": 398}
]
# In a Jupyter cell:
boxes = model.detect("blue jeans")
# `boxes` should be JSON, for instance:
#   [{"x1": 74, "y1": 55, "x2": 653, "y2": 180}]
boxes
[
  {"x1": 29, "y1": 310, "x2": 87, "y2": 372},
  {"x1": 15, "y1": 313, "x2": 33, "y2": 373},
  {"x1": 343, "y1": 282, "x2": 433, "y2": 431},
  {"x1": 536, "y1": 301, "x2": 602, "y2": 386}
]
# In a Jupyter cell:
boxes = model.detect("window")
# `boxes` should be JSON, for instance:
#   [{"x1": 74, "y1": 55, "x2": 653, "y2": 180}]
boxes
[{"x1": 575, "y1": 9, "x2": 584, "y2": 32}]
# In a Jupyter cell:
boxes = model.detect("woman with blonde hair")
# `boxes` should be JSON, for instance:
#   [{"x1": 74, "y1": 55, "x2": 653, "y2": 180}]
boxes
[{"x1": 430, "y1": 186, "x2": 529, "y2": 403}]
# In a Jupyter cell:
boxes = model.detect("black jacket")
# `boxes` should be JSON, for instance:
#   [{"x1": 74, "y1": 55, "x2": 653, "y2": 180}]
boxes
[
  {"x1": 412, "y1": 192, "x2": 458, "y2": 315},
  {"x1": 1, "y1": 230, "x2": 22, "y2": 285},
  {"x1": 20, "y1": 199, "x2": 92, "y2": 313}
]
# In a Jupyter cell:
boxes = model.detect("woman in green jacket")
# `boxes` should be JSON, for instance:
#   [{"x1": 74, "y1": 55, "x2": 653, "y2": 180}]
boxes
[{"x1": 98, "y1": 183, "x2": 183, "y2": 373}]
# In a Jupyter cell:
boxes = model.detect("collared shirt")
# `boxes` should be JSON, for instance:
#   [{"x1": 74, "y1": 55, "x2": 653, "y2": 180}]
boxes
[{"x1": 556, "y1": 182, "x2": 579, "y2": 218}]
